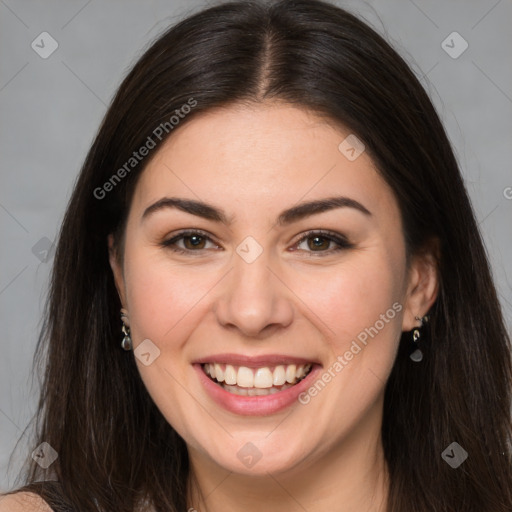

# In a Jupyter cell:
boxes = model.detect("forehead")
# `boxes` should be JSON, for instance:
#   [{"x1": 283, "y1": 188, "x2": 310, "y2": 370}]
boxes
[{"x1": 131, "y1": 102, "x2": 398, "y2": 224}]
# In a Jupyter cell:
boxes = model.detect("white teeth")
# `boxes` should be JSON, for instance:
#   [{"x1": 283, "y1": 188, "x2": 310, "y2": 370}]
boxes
[
  {"x1": 285, "y1": 364, "x2": 297, "y2": 383},
  {"x1": 254, "y1": 368, "x2": 274, "y2": 388},
  {"x1": 273, "y1": 365, "x2": 286, "y2": 386},
  {"x1": 214, "y1": 363, "x2": 224, "y2": 383},
  {"x1": 223, "y1": 384, "x2": 248, "y2": 396},
  {"x1": 224, "y1": 364, "x2": 237, "y2": 385},
  {"x1": 203, "y1": 362, "x2": 313, "y2": 390},
  {"x1": 221, "y1": 382, "x2": 294, "y2": 396},
  {"x1": 237, "y1": 366, "x2": 254, "y2": 388}
]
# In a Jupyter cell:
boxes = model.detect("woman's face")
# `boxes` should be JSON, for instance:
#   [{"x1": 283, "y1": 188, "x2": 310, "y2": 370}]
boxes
[{"x1": 110, "y1": 102, "x2": 435, "y2": 477}]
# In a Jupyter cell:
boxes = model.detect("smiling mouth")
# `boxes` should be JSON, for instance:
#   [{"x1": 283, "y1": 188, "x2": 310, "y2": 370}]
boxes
[{"x1": 202, "y1": 362, "x2": 313, "y2": 396}]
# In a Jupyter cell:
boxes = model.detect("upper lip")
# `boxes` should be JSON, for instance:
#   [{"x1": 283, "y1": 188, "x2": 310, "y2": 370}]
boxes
[{"x1": 192, "y1": 353, "x2": 320, "y2": 368}]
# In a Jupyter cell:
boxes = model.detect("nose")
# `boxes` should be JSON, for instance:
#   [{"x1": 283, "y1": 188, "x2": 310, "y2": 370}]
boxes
[{"x1": 214, "y1": 249, "x2": 294, "y2": 338}]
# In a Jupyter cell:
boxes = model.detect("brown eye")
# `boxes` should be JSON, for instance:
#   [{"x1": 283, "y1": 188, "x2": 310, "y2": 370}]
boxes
[
  {"x1": 293, "y1": 230, "x2": 353, "y2": 255},
  {"x1": 182, "y1": 234, "x2": 207, "y2": 250},
  {"x1": 306, "y1": 235, "x2": 331, "y2": 251},
  {"x1": 162, "y1": 229, "x2": 351, "y2": 256},
  {"x1": 161, "y1": 230, "x2": 220, "y2": 254}
]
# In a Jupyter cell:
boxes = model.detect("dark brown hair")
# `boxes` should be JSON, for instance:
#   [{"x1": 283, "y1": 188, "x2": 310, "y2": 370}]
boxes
[{"x1": 6, "y1": 0, "x2": 512, "y2": 510}]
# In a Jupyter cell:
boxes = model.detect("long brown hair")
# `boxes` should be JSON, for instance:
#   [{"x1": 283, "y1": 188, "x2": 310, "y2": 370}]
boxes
[{"x1": 7, "y1": 1, "x2": 512, "y2": 510}]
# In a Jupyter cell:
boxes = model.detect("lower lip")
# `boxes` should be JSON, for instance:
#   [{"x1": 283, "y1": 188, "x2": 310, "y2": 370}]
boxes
[{"x1": 193, "y1": 363, "x2": 322, "y2": 416}]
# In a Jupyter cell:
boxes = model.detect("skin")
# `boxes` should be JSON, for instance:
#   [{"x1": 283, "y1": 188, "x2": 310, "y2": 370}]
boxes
[{"x1": 109, "y1": 102, "x2": 438, "y2": 512}]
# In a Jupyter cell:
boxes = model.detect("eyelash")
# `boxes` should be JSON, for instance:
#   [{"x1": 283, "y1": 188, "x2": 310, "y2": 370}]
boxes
[{"x1": 161, "y1": 229, "x2": 353, "y2": 256}]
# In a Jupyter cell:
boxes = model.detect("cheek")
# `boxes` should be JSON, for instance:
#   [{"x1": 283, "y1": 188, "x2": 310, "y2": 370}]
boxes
[
  {"x1": 123, "y1": 246, "x2": 215, "y2": 344},
  {"x1": 296, "y1": 252, "x2": 404, "y2": 346},
  {"x1": 293, "y1": 252, "x2": 406, "y2": 420},
  {"x1": 121, "y1": 247, "x2": 215, "y2": 431},
  {"x1": 284, "y1": 252, "x2": 405, "y2": 444}
]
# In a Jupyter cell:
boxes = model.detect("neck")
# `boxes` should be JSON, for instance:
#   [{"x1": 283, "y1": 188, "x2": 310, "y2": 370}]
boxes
[{"x1": 186, "y1": 396, "x2": 389, "y2": 512}]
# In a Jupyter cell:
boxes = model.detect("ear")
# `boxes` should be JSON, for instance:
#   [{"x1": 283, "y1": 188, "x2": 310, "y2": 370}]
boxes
[
  {"x1": 401, "y1": 237, "x2": 440, "y2": 332},
  {"x1": 108, "y1": 234, "x2": 127, "y2": 307}
]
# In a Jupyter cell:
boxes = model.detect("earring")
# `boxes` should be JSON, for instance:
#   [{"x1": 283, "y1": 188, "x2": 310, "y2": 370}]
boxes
[
  {"x1": 409, "y1": 314, "x2": 429, "y2": 362},
  {"x1": 120, "y1": 308, "x2": 132, "y2": 351}
]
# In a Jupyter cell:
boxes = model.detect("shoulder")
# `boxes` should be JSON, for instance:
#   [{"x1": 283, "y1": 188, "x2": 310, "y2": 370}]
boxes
[{"x1": 0, "y1": 491, "x2": 53, "y2": 512}]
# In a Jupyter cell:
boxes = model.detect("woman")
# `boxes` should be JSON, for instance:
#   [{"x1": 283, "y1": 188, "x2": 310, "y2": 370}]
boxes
[{"x1": 2, "y1": 0, "x2": 511, "y2": 510}]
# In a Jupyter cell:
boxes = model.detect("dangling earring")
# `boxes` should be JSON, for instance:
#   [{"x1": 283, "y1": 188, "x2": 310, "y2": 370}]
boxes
[
  {"x1": 120, "y1": 308, "x2": 132, "y2": 351},
  {"x1": 409, "y1": 314, "x2": 429, "y2": 362}
]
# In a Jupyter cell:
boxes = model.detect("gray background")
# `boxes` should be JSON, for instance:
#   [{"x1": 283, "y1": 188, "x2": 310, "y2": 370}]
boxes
[{"x1": 0, "y1": 0, "x2": 511, "y2": 491}]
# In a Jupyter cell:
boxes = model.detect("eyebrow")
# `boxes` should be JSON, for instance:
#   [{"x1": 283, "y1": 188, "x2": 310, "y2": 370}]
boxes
[{"x1": 141, "y1": 195, "x2": 372, "y2": 226}]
